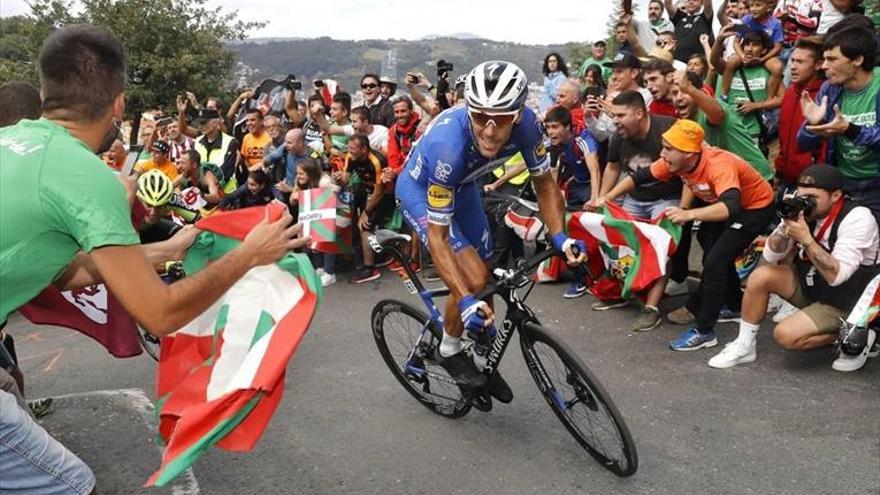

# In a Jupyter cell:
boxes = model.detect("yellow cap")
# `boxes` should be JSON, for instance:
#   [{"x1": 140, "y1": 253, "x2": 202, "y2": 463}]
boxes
[{"x1": 662, "y1": 119, "x2": 705, "y2": 153}]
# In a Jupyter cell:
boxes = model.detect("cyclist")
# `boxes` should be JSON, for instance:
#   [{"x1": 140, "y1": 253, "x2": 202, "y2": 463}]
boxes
[{"x1": 396, "y1": 61, "x2": 586, "y2": 397}]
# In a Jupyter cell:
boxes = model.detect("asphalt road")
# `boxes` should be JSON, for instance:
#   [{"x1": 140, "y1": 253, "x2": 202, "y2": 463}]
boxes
[{"x1": 9, "y1": 269, "x2": 880, "y2": 495}]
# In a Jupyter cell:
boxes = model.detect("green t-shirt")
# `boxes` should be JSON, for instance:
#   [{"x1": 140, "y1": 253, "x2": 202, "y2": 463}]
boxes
[
  {"x1": 836, "y1": 76, "x2": 880, "y2": 180},
  {"x1": 697, "y1": 103, "x2": 774, "y2": 181},
  {"x1": 578, "y1": 56, "x2": 613, "y2": 82},
  {"x1": 0, "y1": 119, "x2": 139, "y2": 323},
  {"x1": 330, "y1": 119, "x2": 351, "y2": 152},
  {"x1": 727, "y1": 66, "x2": 770, "y2": 139}
]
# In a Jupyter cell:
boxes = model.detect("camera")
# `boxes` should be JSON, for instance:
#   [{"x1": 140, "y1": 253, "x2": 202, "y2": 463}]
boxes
[
  {"x1": 777, "y1": 194, "x2": 817, "y2": 220},
  {"x1": 437, "y1": 59, "x2": 454, "y2": 78},
  {"x1": 286, "y1": 75, "x2": 302, "y2": 91}
]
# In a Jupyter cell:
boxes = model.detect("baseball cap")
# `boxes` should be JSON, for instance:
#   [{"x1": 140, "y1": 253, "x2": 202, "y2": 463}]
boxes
[
  {"x1": 797, "y1": 164, "x2": 843, "y2": 191},
  {"x1": 151, "y1": 139, "x2": 170, "y2": 154},
  {"x1": 639, "y1": 47, "x2": 674, "y2": 63},
  {"x1": 592, "y1": 39, "x2": 608, "y2": 47},
  {"x1": 603, "y1": 52, "x2": 642, "y2": 69},
  {"x1": 661, "y1": 119, "x2": 704, "y2": 153}
]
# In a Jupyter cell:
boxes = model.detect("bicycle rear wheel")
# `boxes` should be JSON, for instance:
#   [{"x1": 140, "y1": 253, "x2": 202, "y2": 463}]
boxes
[
  {"x1": 520, "y1": 322, "x2": 638, "y2": 477},
  {"x1": 371, "y1": 299, "x2": 471, "y2": 418}
]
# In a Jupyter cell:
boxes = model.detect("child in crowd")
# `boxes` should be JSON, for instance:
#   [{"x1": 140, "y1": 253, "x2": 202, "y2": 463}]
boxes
[
  {"x1": 219, "y1": 169, "x2": 282, "y2": 210},
  {"x1": 719, "y1": 0, "x2": 784, "y2": 103},
  {"x1": 289, "y1": 158, "x2": 339, "y2": 287}
]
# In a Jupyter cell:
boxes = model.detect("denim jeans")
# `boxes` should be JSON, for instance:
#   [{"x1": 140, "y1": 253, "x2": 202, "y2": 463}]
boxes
[
  {"x1": 0, "y1": 391, "x2": 96, "y2": 494},
  {"x1": 622, "y1": 196, "x2": 680, "y2": 221}
]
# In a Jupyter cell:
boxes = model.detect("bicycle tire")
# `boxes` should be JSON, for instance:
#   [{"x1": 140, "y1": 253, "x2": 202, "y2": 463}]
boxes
[
  {"x1": 371, "y1": 299, "x2": 471, "y2": 418},
  {"x1": 520, "y1": 322, "x2": 638, "y2": 477},
  {"x1": 137, "y1": 326, "x2": 161, "y2": 362}
]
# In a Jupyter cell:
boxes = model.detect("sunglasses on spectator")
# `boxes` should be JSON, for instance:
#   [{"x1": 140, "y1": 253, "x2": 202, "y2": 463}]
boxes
[
  {"x1": 468, "y1": 109, "x2": 519, "y2": 128},
  {"x1": 361, "y1": 83, "x2": 378, "y2": 89}
]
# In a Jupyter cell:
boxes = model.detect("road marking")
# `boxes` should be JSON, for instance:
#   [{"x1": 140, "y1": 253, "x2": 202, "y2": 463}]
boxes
[{"x1": 50, "y1": 388, "x2": 201, "y2": 495}]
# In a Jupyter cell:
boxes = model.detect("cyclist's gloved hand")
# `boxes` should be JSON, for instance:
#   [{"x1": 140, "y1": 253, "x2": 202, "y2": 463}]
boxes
[
  {"x1": 551, "y1": 232, "x2": 587, "y2": 265},
  {"x1": 458, "y1": 295, "x2": 493, "y2": 333}
]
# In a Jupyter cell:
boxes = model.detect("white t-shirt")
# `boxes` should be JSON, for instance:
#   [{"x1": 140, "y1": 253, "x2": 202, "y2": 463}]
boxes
[
  {"x1": 817, "y1": 1, "x2": 844, "y2": 35},
  {"x1": 764, "y1": 205, "x2": 880, "y2": 286},
  {"x1": 342, "y1": 124, "x2": 389, "y2": 152}
]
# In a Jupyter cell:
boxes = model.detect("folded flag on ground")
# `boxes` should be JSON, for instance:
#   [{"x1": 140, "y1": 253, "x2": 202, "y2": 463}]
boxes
[{"x1": 147, "y1": 204, "x2": 322, "y2": 486}]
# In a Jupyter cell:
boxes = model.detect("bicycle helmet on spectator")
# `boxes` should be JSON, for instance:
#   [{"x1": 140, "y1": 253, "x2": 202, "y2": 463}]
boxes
[
  {"x1": 137, "y1": 169, "x2": 173, "y2": 207},
  {"x1": 465, "y1": 61, "x2": 528, "y2": 113}
]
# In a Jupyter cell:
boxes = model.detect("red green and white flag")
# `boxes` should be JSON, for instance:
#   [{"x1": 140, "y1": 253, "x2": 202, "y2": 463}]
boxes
[
  {"x1": 299, "y1": 187, "x2": 354, "y2": 254},
  {"x1": 847, "y1": 274, "x2": 880, "y2": 327},
  {"x1": 146, "y1": 204, "x2": 322, "y2": 487},
  {"x1": 568, "y1": 203, "x2": 682, "y2": 300}
]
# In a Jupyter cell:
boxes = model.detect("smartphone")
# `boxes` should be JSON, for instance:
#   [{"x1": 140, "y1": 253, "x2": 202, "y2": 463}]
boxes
[
  {"x1": 405, "y1": 73, "x2": 419, "y2": 84},
  {"x1": 156, "y1": 117, "x2": 174, "y2": 127},
  {"x1": 583, "y1": 87, "x2": 605, "y2": 99}
]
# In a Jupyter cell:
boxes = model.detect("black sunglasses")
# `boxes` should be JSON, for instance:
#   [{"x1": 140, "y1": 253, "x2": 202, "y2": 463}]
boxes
[{"x1": 361, "y1": 83, "x2": 378, "y2": 89}]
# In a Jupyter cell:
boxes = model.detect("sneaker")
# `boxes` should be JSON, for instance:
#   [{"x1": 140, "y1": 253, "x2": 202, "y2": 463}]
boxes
[
  {"x1": 423, "y1": 268, "x2": 442, "y2": 282},
  {"x1": 438, "y1": 351, "x2": 488, "y2": 388},
  {"x1": 487, "y1": 370, "x2": 513, "y2": 403},
  {"x1": 832, "y1": 329, "x2": 876, "y2": 372},
  {"x1": 320, "y1": 272, "x2": 337, "y2": 287},
  {"x1": 631, "y1": 306, "x2": 661, "y2": 332},
  {"x1": 591, "y1": 299, "x2": 629, "y2": 311},
  {"x1": 351, "y1": 266, "x2": 380, "y2": 284},
  {"x1": 563, "y1": 280, "x2": 588, "y2": 299},
  {"x1": 28, "y1": 397, "x2": 54, "y2": 419},
  {"x1": 707, "y1": 339, "x2": 756, "y2": 368},
  {"x1": 772, "y1": 300, "x2": 799, "y2": 323},
  {"x1": 315, "y1": 267, "x2": 325, "y2": 277},
  {"x1": 664, "y1": 279, "x2": 689, "y2": 297},
  {"x1": 766, "y1": 293, "x2": 783, "y2": 313},
  {"x1": 717, "y1": 306, "x2": 741, "y2": 324},
  {"x1": 669, "y1": 327, "x2": 718, "y2": 351},
  {"x1": 667, "y1": 306, "x2": 696, "y2": 325}
]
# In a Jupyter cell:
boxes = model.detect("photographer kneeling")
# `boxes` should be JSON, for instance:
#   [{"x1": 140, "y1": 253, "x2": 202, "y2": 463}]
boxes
[{"x1": 708, "y1": 165, "x2": 880, "y2": 371}]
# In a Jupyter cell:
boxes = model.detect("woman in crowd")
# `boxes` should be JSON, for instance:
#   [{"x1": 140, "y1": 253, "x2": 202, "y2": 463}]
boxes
[{"x1": 539, "y1": 52, "x2": 570, "y2": 114}]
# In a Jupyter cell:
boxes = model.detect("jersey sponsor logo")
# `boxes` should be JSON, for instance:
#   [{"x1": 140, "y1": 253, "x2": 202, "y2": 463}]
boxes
[
  {"x1": 427, "y1": 183, "x2": 454, "y2": 209},
  {"x1": 410, "y1": 154, "x2": 424, "y2": 180},
  {"x1": 426, "y1": 210, "x2": 452, "y2": 225},
  {"x1": 0, "y1": 136, "x2": 44, "y2": 156},
  {"x1": 434, "y1": 160, "x2": 453, "y2": 182},
  {"x1": 843, "y1": 112, "x2": 876, "y2": 126},
  {"x1": 535, "y1": 142, "x2": 547, "y2": 159}
]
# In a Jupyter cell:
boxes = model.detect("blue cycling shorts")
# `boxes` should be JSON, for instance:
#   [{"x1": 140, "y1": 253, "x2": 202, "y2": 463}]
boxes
[{"x1": 396, "y1": 178, "x2": 492, "y2": 261}]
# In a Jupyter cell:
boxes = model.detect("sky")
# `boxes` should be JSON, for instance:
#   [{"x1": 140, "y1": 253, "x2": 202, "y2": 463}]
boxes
[{"x1": 0, "y1": 0, "x2": 624, "y2": 45}]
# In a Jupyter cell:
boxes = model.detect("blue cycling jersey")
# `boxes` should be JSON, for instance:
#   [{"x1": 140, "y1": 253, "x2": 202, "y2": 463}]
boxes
[
  {"x1": 399, "y1": 105, "x2": 550, "y2": 226},
  {"x1": 560, "y1": 129, "x2": 600, "y2": 184}
]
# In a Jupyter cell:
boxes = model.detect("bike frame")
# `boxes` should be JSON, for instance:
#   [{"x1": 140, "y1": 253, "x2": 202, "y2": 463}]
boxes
[{"x1": 370, "y1": 236, "x2": 552, "y2": 378}]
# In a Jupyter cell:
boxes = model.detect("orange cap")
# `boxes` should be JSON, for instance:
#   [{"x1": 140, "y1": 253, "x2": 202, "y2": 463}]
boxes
[{"x1": 662, "y1": 119, "x2": 704, "y2": 153}]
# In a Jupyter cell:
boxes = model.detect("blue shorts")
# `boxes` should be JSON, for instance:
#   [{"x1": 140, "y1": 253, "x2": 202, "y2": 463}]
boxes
[{"x1": 396, "y1": 178, "x2": 493, "y2": 260}]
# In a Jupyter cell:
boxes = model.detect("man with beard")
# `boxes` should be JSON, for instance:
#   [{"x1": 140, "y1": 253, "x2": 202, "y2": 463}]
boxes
[
  {"x1": 594, "y1": 90, "x2": 683, "y2": 330},
  {"x1": 642, "y1": 57, "x2": 678, "y2": 118},
  {"x1": 0, "y1": 24, "x2": 306, "y2": 494},
  {"x1": 239, "y1": 108, "x2": 271, "y2": 185}
]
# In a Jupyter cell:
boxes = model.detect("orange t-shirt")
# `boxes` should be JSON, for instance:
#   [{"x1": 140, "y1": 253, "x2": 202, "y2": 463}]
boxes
[
  {"x1": 136, "y1": 158, "x2": 179, "y2": 181},
  {"x1": 650, "y1": 145, "x2": 773, "y2": 210},
  {"x1": 241, "y1": 132, "x2": 271, "y2": 168}
]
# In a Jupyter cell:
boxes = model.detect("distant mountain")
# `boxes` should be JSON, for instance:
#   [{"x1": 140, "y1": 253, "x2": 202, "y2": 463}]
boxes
[
  {"x1": 418, "y1": 32, "x2": 484, "y2": 40},
  {"x1": 229, "y1": 36, "x2": 577, "y2": 92}
]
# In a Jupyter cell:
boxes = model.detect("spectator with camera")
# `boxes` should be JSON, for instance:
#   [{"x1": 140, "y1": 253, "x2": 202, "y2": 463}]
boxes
[
  {"x1": 708, "y1": 165, "x2": 880, "y2": 371},
  {"x1": 600, "y1": 119, "x2": 775, "y2": 350},
  {"x1": 360, "y1": 74, "x2": 395, "y2": 127},
  {"x1": 798, "y1": 23, "x2": 880, "y2": 224}
]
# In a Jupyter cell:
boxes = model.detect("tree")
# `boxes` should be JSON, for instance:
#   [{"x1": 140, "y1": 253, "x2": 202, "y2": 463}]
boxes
[{"x1": 1, "y1": 0, "x2": 264, "y2": 119}]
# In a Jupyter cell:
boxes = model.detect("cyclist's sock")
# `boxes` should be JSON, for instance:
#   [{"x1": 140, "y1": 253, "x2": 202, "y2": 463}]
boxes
[{"x1": 439, "y1": 333, "x2": 462, "y2": 358}]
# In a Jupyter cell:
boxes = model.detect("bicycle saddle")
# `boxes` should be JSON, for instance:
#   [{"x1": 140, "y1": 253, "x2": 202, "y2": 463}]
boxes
[{"x1": 372, "y1": 229, "x2": 412, "y2": 247}]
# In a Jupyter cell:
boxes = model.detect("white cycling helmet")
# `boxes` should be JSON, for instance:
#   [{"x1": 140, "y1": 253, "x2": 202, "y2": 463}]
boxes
[{"x1": 465, "y1": 61, "x2": 528, "y2": 113}]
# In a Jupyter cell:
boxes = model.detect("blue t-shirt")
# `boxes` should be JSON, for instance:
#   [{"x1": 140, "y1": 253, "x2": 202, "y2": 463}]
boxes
[
  {"x1": 401, "y1": 106, "x2": 550, "y2": 225},
  {"x1": 741, "y1": 14, "x2": 784, "y2": 44},
  {"x1": 560, "y1": 130, "x2": 599, "y2": 184}
]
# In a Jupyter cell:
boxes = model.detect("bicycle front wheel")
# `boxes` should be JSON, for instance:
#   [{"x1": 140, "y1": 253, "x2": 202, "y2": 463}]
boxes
[
  {"x1": 520, "y1": 322, "x2": 638, "y2": 477},
  {"x1": 371, "y1": 299, "x2": 471, "y2": 418},
  {"x1": 138, "y1": 326, "x2": 160, "y2": 362}
]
